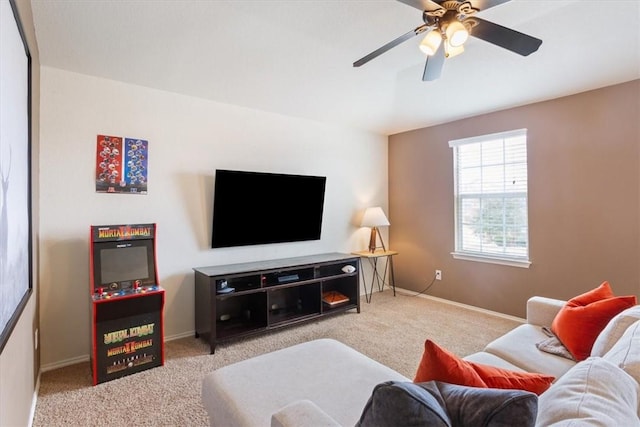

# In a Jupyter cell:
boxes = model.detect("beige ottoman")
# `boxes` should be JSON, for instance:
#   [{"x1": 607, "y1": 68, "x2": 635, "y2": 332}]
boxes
[{"x1": 201, "y1": 338, "x2": 409, "y2": 426}]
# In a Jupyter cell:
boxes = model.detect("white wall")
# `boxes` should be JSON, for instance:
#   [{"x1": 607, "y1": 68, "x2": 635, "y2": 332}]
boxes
[{"x1": 39, "y1": 67, "x2": 388, "y2": 368}]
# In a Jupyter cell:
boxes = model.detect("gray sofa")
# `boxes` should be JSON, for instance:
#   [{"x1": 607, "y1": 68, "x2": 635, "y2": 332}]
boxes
[{"x1": 201, "y1": 296, "x2": 640, "y2": 426}]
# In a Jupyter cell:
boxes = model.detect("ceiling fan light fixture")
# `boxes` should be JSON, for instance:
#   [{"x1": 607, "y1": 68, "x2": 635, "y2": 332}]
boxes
[
  {"x1": 419, "y1": 30, "x2": 442, "y2": 56},
  {"x1": 445, "y1": 20, "x2": 468, "y2": 47},
  {"x1": 444, "y1": 41, "x2": 465, "y2": 58}
]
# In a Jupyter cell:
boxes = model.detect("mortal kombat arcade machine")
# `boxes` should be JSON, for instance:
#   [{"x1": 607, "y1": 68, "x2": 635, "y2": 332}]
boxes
[{"x1": 89, "y1": 223, "x2": 164, "y2": 385}]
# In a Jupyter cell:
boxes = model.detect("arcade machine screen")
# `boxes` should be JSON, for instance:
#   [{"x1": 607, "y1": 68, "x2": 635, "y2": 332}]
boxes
[
  {"x1": 93, "y1": 239, "x2": 156, "y2": 296},
  {"x1": 101, "y1": 246, "x2": 149, "y2": 283}
]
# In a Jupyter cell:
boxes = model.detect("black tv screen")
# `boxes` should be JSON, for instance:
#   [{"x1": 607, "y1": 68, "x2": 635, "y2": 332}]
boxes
[{"x1": 211, "y1": 169, "x2": 326, "y2": 248}]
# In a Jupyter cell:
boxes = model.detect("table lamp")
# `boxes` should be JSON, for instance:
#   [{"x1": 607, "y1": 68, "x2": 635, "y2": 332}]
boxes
[{"x1": 361, "y1": 207, "x2": 390, "y2": 253}]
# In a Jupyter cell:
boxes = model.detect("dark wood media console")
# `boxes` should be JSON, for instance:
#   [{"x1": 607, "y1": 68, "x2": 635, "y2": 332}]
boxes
[{"x1": 193, "y1": 253, "x2": 360, "y2": 353}]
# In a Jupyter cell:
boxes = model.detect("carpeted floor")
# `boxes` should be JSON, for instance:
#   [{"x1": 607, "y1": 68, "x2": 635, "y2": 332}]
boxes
[{"x1": 33, "y1": 290, "x2": 522, "y2": 426}]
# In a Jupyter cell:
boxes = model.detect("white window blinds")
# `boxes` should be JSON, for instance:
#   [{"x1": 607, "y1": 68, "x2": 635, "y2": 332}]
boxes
[{"x1": 449, "y1": 129, "x2": 530, "y2": 266}]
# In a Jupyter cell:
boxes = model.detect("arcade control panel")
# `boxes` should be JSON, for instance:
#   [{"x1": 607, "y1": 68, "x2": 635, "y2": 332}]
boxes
[{"x1": 93, "y1": 280, "x2": 162, "y2": 301}]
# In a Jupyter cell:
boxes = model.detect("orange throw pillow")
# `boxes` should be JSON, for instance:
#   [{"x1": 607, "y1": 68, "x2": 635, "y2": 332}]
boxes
[
  {"x1": 414, "y1": 339, "x2": 486, "y2": 388},
  {"x1": 470, "y1": 362, "x2": 555, "y2": 395},
  {"x1": 551, "y1": 281, "x2": 637, "y2": 361},
  {"x1": 414, "y1": 340, "x2": 554, "y2": 395},
  {"x1": 568, "y1": 281, "x2": 615, "y2": 306}
]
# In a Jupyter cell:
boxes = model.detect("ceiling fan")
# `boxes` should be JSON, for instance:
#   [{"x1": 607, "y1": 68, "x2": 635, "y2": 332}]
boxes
[{"x1": 353, "y1": 0, "x2": 542, "y2": 81}]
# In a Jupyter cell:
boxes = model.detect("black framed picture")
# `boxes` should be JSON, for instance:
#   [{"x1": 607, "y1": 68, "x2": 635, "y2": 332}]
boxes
[{"x1": 0, "y1": 0, "x2": 33, "y2": 353}]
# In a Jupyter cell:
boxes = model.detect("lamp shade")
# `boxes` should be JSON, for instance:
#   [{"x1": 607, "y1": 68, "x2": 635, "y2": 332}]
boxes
[
  {"x1": 445, "y1": 20, "x2": 468, "y2": 47},
  {"x1": 361, "y1": 207, "x2": 390, "y2": 228},
  {"x1": 419, "y1": 30, "x2": 442, "y2": 56},
  {"x1": 444, "y1": 41, "x2": 464, "y2": 58}
]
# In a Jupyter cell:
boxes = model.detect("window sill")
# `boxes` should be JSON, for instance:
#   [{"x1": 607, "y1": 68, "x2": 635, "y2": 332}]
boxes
[{"x1": 451, "y1": 252, "x2": 531, "y2": 268}]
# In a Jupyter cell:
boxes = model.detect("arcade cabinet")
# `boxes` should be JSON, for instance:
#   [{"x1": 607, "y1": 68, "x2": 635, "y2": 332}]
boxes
[{"x1": 89, "y1": 223, "x2": 164, "y2": 385}]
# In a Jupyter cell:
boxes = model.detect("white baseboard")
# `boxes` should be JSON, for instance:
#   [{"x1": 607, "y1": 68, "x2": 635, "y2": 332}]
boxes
[
  {"x1": 165, "y1": 330, "x2": 196, "y2": 341},
  {"x1": 394, "y1": 287, "x2": 525, "y2": 323},
  {"x1": 41, "y1": 354, "x2": 89, "y2": 372}
]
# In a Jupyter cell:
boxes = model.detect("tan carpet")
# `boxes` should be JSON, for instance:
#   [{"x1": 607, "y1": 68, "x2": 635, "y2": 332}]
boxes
[{"x1": 33, "y1": 290, "x2": 521, "y2": 426}]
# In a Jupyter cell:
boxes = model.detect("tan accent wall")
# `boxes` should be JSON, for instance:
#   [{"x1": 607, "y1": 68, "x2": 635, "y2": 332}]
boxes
[{"x1": 389, "y1": 81, "x2": 640, "y2": 318}]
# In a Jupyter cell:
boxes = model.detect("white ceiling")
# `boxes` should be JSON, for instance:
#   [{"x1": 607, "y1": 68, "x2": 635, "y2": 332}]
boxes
[{"x1": 30, "y1": 0, "x2": 640, "y2": 136}]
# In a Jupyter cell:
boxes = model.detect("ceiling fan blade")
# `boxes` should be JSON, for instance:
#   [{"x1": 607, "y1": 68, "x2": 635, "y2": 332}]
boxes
[
  {"x1": 396, "y1": 0, "x2": 444, "y2": 13},
  {"x1": 422, "y1": 45, "x2": 445, "y2": 81},
  {"x1": 469, "y1": 17, "x2": 542, "y2": 56},
  {"x1": 353, "y1": 24, "x2": 429, "y2": 67},
  {"x1": 470, "y1": 0, "x2": 511, "y2": 12}
]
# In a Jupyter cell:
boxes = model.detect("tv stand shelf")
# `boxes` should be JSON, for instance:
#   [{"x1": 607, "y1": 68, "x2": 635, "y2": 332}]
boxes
[{"x1": 193, "y1": 253, "x2": 360, "y2": 353}]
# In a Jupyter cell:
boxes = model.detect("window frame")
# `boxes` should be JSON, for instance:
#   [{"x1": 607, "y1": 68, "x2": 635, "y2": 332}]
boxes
[{"x1": 449, "y1": 129, "x2": 531, "y2": 268}]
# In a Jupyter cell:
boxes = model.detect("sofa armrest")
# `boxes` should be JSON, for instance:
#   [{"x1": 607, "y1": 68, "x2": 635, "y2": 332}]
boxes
[
  {"x1": 526, "y1": 296, "x2": 565, "y2": 326},
  {"x1": 271, "y1": 400, "x2": 341, "y2": 427}
]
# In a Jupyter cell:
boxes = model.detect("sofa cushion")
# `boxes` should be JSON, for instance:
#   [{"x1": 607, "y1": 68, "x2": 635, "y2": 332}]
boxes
[
  {"x1": 592, "y1": 305, "x2": 640, "y2": 357},
  {"x1": 551, "y1": 282, "x2": 636, "y2": 361},
  {"x1": 463, "y1": 351, "x2": 528, "y2": 372},
  {"x1": 415, "y1": 340, "x2": 554, "y2": 395},
  {"x1": 604, "y1": 319, "x2": 640, "y2": 383},
  {"x1": 535, "y1": 357, "x2": 640, "y2": 427},
  {"x1": 484, "y1": 324, "x2": 575, "y2": 378},
  {"x1": 357, "y1": 381, "x2": 538, "y2": 427}
]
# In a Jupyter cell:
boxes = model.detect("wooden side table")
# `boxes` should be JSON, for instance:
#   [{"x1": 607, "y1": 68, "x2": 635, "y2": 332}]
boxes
[{"x1": 352, "y1": 250, "x2": 398, "y2": 303}]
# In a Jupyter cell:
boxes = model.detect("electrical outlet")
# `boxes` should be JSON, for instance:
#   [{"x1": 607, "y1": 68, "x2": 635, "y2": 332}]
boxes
[{"x1": 435, "y1": 270, "x2": 442, "y2": 281}]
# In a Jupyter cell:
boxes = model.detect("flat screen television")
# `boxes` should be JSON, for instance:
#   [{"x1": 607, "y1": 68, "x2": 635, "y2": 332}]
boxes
[{"x1": 211, "y1": 169, "x2": 326, "y2": 248}]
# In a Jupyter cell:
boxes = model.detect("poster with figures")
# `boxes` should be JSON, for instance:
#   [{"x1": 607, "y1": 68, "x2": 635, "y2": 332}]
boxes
[{"x1": 96, "y1": 135, "x2": 148, "y2": 194}]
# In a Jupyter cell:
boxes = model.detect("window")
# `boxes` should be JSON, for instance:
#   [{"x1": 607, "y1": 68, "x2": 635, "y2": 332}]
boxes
[{"x1": 449, "y1": 129, "x2": 530, "y2": 267}]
